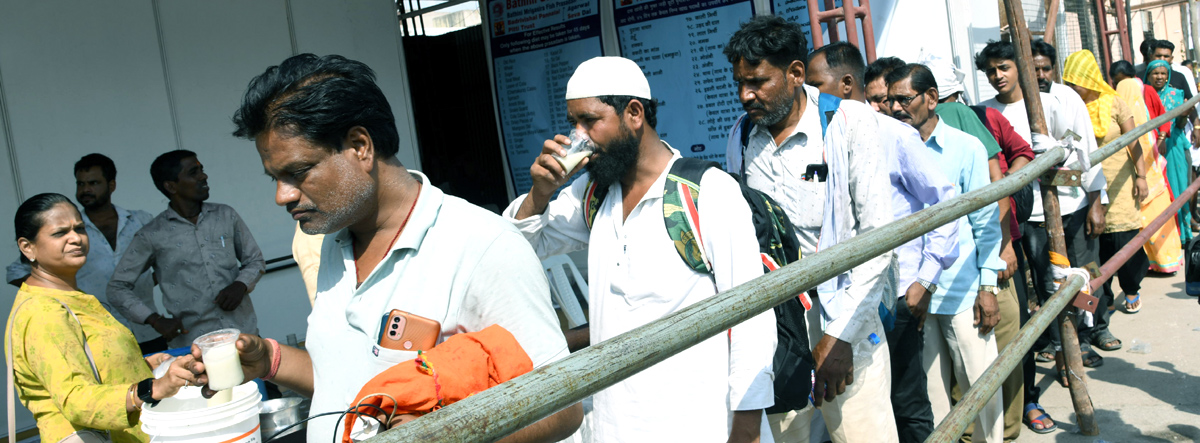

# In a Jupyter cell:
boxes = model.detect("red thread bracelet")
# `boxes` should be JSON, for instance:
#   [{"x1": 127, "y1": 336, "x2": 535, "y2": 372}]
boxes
[{"x1": 263, "y1": 338, "x2": 282, "y2": 380}]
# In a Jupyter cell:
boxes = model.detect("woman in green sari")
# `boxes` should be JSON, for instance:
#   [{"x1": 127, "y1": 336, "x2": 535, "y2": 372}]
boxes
[{"x1": 1145, "y1": 59, "x2": 1200, "y2": 242}]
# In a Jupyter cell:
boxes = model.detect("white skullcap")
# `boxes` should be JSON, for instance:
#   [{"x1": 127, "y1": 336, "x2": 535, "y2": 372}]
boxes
[
  {"x1": 565, "y1": 57, "x2": 652, "y2": 100},
  {"x1": 917, "y1": 50, "x2": 965, "y2": 100}
]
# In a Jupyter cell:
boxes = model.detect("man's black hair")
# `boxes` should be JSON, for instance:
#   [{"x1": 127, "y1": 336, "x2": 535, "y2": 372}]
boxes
[
  {"x1": 1184, "y1": 59, "x2": 1195, "y2": 68},
  {"x1": 885, "y1": 63, "x2": 939, "y2": 96},
  {"x1": 1030, "y1": 39, "x2": 1057, "y2": 66},
  {"x1": 74, "y1": 153, "x2": 117, "y2": 182},
  {"x1": 232, "y1": 54, "x2": 401, "y2": 160},
  {"x1": 596, "y1": 95, "x2": 658, "y2": 130},
  {"x1": 1151, "y1": 39, "x2": 1176, "y2": 53},
  {"x1": 1140, "y1": 38, "x2": 1156, "y2": 59},
  {"x1": 150, "y1": 150, "x2": 197, "y2": 198},
  {"x1": 811, "y1": 42, "x2": 866, "y2": 87},
  {"x1": 1109, "y1": 60, "x2": 1136, "y2": 80},
  {"x1": 724, "y1": 15, "x2": 809, "y2": 71},
  {"x1": 865, "y1": 56, "x2": 905, "y2": 85},
  {"x1": 974, "y1": 40, "x2": 1017, "y2": 71}
]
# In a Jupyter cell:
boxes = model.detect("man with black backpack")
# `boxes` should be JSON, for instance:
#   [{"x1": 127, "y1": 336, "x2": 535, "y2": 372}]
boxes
[
  {"x1": 723, "y1": 16, "x2": 899, "y2": 443},
  {"x1": 504, "y1": 56, "x2": 777, "y2": 443}
]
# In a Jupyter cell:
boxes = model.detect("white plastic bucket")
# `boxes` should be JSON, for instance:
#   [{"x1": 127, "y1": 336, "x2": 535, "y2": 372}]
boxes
[{"x1": 141, "y1": 381, "x2": 263, "y2": 443}]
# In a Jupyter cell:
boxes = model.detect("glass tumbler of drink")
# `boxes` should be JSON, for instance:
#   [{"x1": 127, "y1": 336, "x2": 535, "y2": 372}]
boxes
[
  {"x1": 194, "y1": 328, "x2": 245, "y2": 391},
  {"x1": 552, "y1": 130, "x2": 594, "y2": 174}
]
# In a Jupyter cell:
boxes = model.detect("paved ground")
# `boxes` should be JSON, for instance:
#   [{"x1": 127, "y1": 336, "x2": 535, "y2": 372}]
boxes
[{"x1": 1018, "y1": 270, "x2": 1200, "y2": 442}]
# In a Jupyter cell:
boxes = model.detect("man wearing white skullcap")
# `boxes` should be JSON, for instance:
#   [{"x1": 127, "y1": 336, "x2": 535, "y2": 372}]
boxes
[{"x1": 504, "y1": 56, "x2": 778, "y2": 442}]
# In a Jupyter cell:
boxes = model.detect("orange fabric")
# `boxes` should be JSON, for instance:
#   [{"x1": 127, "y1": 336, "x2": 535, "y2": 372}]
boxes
[{"x1": 342, "y1": 325, "x2": 533, "y2": 442}]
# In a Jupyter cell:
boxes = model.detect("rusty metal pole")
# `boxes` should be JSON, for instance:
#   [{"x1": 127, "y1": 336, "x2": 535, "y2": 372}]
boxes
[
  {"x1": 1115, "y1": 0, "x2": 1133, "y2": 61},
  {"x1": 1001, "y1": 0, "x2": 1100, "y2": 435},
  {"x1": 1045, "y1": 0, "x2": 1060, "y2": 47}
]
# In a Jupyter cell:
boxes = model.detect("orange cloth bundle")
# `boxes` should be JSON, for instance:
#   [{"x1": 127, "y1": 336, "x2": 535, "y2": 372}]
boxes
[{"x1": 342, "y1": 325, "x2": 533, "y2": 442}]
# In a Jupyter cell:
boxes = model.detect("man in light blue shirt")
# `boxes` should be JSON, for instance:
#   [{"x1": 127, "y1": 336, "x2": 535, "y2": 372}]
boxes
[
  {"x1": 886, "y1": 63, "x2": 1005, "y2": 443},
  {"x1": 6, "y1": 154, "x2": 166, "y2": 353},
  {"x1": 807, "y1": 43, "x2": 959, "y2": 442}
]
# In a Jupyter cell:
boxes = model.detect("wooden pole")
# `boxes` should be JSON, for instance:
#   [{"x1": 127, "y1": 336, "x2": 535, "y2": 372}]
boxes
[{"x1": 1001, "y1": 0, "x2": 1099, "y2": 435}]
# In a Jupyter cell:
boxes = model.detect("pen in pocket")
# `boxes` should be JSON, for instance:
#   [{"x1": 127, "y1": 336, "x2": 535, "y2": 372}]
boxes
[{"x1": 220, "y1": 235, "x2": 225, "y2": 247}]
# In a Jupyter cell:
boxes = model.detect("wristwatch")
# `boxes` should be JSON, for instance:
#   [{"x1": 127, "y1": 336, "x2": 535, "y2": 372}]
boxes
[
  {"x1": 137, "y1": 378, "x2": 159, "y2": 408},
  {"x1": 917, "y1": 279, "x2": 937, "y2": 294},
  {"x1": 979, "y1": 285, "x2": 1000, "y2": 295}
]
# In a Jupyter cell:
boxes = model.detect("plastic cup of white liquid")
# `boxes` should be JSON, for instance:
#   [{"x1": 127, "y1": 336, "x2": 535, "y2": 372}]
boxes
[
  {"x1": 552, "y1": 130, "x2": 594, "y2": 174},
  {"x1": 194, "y1": 329, "x2": 245, "y2": 392}
]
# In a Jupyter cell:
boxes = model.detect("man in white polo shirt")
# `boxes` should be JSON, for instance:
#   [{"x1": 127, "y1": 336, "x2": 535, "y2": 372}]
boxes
[
  {"x1": 215, "y1": 53, "x2": 582, "y2": 442},
  {"x1": 505, "y1": 56, "x2": 777, "y2": 442}
]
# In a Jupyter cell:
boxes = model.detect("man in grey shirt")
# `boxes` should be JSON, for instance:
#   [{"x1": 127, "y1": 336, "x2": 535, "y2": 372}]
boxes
[{"x1": 108, "y1": 149, "x2": 265, "y2": 349}]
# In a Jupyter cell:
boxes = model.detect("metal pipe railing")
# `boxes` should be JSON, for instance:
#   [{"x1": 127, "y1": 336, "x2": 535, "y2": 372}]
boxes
[
  {"x1": 367, "y1": 78, "x2": 1200, "y2": 443},
  {"x1": 926, "y1": 274, "x2": 1088, "y2": 443},
  {"x1": 925, "y1": 92, "x2": 1200, "y2": 440},
  {"x1": 367, "y1": 152, "x2": 1066, "y2": 443},
  {"x1": 929, "y1": 174, "x2": 1200, "y2": 442}
]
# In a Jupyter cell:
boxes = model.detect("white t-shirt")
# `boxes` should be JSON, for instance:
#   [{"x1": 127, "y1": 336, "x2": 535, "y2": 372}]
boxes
[
  {"x1": 306, "y1": 171, "x2": 569, "y2": 441},
  {"x1": 980, "y1": 84, "x2": 1106, "y2": 219}
]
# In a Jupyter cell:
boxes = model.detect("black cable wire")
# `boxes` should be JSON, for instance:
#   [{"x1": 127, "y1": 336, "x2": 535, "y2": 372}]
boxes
[{"x1": 263, "y1": 409, "x2": 379, "y2": 443}]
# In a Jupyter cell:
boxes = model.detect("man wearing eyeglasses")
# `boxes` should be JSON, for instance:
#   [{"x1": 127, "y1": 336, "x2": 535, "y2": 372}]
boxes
[{"x1": 886, "y1": 63, "x2": 1005, "y2": 443}]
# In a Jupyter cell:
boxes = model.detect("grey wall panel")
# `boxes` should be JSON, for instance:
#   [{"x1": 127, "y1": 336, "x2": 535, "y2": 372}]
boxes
[
  {"x1": 0, "y1": 1, "x2": 178, "y2": 435},
  {"x1": 152, "y1": 0, "x2": 311, "y2": 346},
  {"x1": 153, "y1": 0, "x2": 296, "y2": 257},
  {"x1": 0, "y1": 1, "x2": 178, "y2": 216},
  {"x1": 289, "y1": 0, "x2": 422, "y2": 170},
  {"x1": 0, "y1": 44, "x2": 35, "y2": 437}
]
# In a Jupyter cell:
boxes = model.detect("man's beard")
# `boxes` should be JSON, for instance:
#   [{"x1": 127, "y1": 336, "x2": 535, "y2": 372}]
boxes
[
  {"x1": 77, "y1": 193, "x2": 109, "y2": 212},
  {"x1": 744, "y1": 90, "x2": 795, "y2": 127},
  {"x1": 586, "y1": 125, "x2": 640, "y2": 191},
  {"x1": 1038, "y1": 78, "x2": 1051, "y2": 93},
  {"x1": 293, "y1": 178, "x2": 376, "y2": 235}
]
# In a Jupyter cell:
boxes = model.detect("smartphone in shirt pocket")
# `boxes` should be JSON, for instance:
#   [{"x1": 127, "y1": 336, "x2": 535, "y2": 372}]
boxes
[{"x1": 377, "y1": 309, "x2": 441, "y2": 352}]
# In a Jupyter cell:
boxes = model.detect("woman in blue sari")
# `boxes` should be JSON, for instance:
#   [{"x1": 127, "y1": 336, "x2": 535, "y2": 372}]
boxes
[{"x1": 1145, "y1": 59, "x2": 1200, "y2": 242}]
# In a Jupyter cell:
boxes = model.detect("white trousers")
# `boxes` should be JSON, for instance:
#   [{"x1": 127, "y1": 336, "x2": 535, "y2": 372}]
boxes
[
  {"x1": 923, "y1": 308, "x2": 1003, "y2": 443},
  {"x1": 768, "y1": 305, "x2": 898, "y2": 443}
]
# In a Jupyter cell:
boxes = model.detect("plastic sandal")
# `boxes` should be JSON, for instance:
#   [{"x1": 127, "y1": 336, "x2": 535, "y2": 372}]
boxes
[
  {"x1": 1124, "y1": 294, "x2": 1141, "y2": 313},
  {"x1": 1023, "y1": 402, "x2": 1058, "y2": 434},
  {"x1": 1083, "y1": 351, "x2": 1104, "y2": 368}
]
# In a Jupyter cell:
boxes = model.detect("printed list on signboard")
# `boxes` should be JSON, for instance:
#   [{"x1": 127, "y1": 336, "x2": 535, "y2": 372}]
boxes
[
  {"x1": 614, "y1": 0, "x2": 756, "y2": 169},
  {"x1": 488, "y1": 0, "x2": 603, "y2": 193}
]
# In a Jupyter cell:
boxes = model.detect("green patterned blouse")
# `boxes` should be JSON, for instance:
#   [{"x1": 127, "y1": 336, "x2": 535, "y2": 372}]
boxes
[{"x1": 6, "y1": 284, "x2": 152, "y2": 443}]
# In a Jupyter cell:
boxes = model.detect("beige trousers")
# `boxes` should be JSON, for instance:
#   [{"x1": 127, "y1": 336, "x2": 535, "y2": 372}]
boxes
[
  {"x1": 961, "y1": 279, "x2": 1023, "y2": 442},
  {"x1": 924, "y1": 303, "x2": 1003, "y2": 443},
  {"x1": 767, "y1": 305, "x2": 899, "y2": 443}
]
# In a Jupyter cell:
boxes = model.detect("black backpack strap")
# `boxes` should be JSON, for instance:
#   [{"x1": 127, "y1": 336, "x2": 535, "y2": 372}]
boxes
[{"x1": 738, "y1": 115, "x2": 753, "y2": 177}]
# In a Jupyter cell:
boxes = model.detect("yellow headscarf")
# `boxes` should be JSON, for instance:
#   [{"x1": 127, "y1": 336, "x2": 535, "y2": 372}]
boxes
[{"x1": 1063, "y1": 50, "x2": 1118, "y2": 139}]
